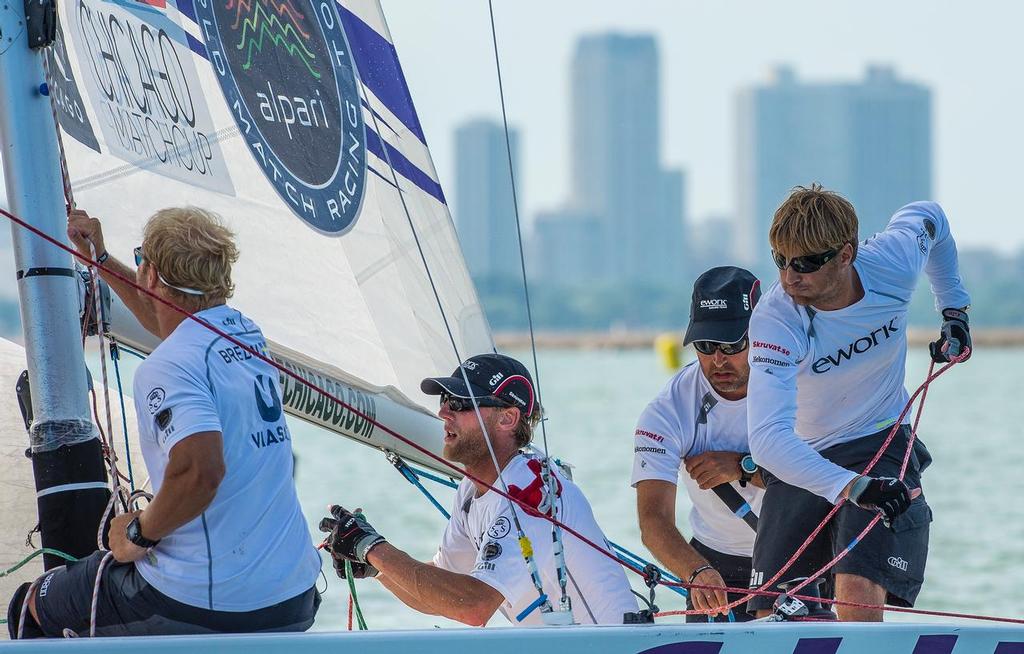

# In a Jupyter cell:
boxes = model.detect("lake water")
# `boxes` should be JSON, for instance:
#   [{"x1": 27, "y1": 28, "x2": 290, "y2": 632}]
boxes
[{"x1": 293, "y1": 346, "x2": 1024, "y2": 630}]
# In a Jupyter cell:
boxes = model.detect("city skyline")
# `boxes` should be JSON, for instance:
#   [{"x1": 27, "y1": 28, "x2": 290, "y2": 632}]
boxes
[{"x1": 385, "y1": 0, "x2": 1024, "y2": 253}]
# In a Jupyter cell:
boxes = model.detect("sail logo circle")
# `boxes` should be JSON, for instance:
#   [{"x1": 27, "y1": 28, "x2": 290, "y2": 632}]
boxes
[{"x1": 197, "y1": 0, "x2": 366, "y2": 234}]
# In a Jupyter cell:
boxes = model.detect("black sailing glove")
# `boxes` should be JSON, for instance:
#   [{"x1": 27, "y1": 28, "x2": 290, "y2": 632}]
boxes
[
  {"x1": 848, "y1": 476, "x2": 912, "y2": 526},
  {"x1": 929, "y1": 308, "x2": 971, "y2": 363},
  {"x1": 333, "y1": 557, "x2": 378, "y2": 580},
  {"x1": 318, "y1": 505, "x2": 387, "y2": 565}
]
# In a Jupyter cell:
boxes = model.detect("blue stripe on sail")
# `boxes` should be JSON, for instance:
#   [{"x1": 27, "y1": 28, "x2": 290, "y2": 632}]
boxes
[
  {"x1": 734, "y1": 503, "x2": 751, "y2": 518},
  {"x1": 175, "y1": 0, "x2": 196, "y2": 23},
  {"x1": 912, "y1": 635, "x2": 958, "y2": 654},
  {"x1": 338, "y1": 3, "x2": 428, "y2": 144},
  {"x1": 792, "y1": 639, "x2": 842, "y2": 654},
  {"x1": 186, "y1": 32, "x2": 207, "y2": 59},
  {"x1": 994, "y1": 644, "x2": 1024, "y2": 654},
  {"x1": 366, "y1": 128, "x2": 446, "y2": 205}
]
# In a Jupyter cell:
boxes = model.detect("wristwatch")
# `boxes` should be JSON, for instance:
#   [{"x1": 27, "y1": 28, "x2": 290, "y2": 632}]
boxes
[
  {"x1": 126, "y1": 516, "x2": 160, "y2": 548},
  {"x1": 739, "y1": 454, "x2": 759, "y2": 488}
]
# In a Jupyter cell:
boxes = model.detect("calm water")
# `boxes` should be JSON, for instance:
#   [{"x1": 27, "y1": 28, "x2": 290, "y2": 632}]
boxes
[{"x1": 293, "y1": 347, "x2": 1024, "y2": 630}]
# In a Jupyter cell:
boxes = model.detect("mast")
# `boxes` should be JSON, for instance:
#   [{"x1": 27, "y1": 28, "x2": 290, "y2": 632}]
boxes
[{"x1": 0, "y1": 2, "x2": 109, "y2": 567}]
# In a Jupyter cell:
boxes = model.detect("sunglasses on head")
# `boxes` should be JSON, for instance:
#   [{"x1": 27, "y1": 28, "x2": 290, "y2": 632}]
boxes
[
  {"x1": 771, "y1": 248, "x2": 839, "y2": 274},
  {"x1": 693, "y1": 335, "x2": 749, "y2": 356},
  {"x1": 440, "y1": 391, "x2": 511, "y2": 412},
  {"x1": 134, "y1": 246, "x2": 145, "y2": 267}
]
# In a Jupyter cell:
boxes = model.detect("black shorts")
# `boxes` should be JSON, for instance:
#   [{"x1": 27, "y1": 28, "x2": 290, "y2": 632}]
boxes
[
  {"x1": 747, "y1": 425, "x2": 933, "y2": 613},
  {"x1": 34, "y1": 551, "x2": 320, "y2": 637},
  {"x1": 685, "y1": 538, "x2": 754, "y2": 623}
]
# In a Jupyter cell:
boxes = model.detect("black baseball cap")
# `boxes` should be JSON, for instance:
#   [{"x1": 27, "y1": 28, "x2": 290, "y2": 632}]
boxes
[
  {"x1": 682, "y1": 266, "x2": 761, "y2": 345},
  {"x1": 421, "y1": 353, "x2": 536, "y2": 417}
]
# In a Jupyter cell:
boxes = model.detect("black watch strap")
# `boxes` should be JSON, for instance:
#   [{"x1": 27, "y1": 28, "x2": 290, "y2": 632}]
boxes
[{"x1": 127, "y1": 517, "x2": 160, "y2": 548}]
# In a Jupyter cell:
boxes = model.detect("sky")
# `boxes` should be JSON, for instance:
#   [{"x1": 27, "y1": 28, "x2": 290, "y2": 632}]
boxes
[{"x1": 382, "y1": 0, "x2": 1024, "y2": 253}]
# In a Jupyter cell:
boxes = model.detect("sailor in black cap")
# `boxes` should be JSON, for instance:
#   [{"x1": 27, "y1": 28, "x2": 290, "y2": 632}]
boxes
[
  {"x1": 632, "y1": 266, "x2": 764, "y2": 621},
  {"x1": 319, "y1": 353, "x2": 637, "y2": 626}
]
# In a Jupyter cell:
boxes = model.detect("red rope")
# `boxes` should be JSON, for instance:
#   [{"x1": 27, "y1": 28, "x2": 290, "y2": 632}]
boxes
[{"x1": 1, "y1": 207, "x2": 1004, "y2": 625}]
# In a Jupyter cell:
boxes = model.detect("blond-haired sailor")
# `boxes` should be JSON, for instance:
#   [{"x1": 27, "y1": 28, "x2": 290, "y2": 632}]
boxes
[
  {"x1": 8, "y1": 208, "x2": 320, "y2": 637},
  {"x1": 745, "y1": 186, "x2": 971, "y2": 620}
]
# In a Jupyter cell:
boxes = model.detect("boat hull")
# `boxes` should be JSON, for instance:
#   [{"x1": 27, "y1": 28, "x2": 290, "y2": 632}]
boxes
[{"x1": 1, "y1": 622, "x2": 1022, "y2": 652}]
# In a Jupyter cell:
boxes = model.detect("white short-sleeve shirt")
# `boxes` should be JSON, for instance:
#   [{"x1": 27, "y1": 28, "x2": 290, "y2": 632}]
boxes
[
  {"x1": 631, "y1": 362, "x2": 763, "y2": 557},
  {"x1": 433, "y1": 453, "x2": 638, "y2": 625},
  {"x1": 132, "y1": 305, "x2": 321, "y2": 611}
]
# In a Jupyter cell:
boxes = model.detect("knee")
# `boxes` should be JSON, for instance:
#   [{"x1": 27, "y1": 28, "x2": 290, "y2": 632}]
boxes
[{"x1": 7, "y1": 581, "x2": 44, "y2": 639}]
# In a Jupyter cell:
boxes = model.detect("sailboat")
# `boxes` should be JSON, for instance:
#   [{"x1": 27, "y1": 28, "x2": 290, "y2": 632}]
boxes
[{"x1": 0, "y1": 0, "x2": 1022, "y2": 649}]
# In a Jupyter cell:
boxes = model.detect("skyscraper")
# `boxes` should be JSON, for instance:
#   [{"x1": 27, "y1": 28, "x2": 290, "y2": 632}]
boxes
[
  {"x1": 735, "y1": 65, "x2": 932, "y2": 274},
  {"x1": 566, "y1": 33, "x2": 685, "y2": 284},
  {"x1": 453, "y1": 119, "x2": 522, "y2": 282}
]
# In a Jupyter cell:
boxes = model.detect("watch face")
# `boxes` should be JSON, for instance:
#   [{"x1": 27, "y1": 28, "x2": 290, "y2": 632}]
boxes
[
  {"x1": 126, "y1": 519, "x2": 139, "y2": 541},
  {"x1": 741, "y1": 456, "x2": 758, "y2": 474}
]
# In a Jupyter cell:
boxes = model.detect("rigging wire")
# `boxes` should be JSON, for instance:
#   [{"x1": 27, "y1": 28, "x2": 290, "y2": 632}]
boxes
[
  {"x1": 486, "y1": 0, "x2": 578, "y2": 620},
  {"x1": 355, "y1": 75, "x2": 550, "y2": 618}
]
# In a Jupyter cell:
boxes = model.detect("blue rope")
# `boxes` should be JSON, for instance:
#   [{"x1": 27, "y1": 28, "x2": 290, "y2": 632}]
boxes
[
  {"x1": 608, "y1": 541, "x2": 687, "y2": 598},
  {"x1": 109, "y1": 342, "x2": 135, "y2": 489},
  {"x1": 405, "y1": 464, "x2": 459, "y2": 490},
  {"x1": 396, "y1": 463, "x2": 451, "y2": 520}
]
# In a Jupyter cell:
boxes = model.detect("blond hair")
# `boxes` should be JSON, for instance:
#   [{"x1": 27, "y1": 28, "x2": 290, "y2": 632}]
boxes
[
  {"x1": 769, "y1": 184, "x2": 859, "y2": 259},
  {"x1": 142, "y1": 207, "x2": 239, "y2": 307}
]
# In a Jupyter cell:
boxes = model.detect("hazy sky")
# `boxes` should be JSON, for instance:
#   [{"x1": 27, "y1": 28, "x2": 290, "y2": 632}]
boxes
[{"x1": 383, "y1": 1, "x2": 1024, "y2": 252}]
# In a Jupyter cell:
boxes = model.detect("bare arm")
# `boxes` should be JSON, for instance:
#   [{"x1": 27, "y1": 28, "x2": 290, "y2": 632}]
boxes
[
  {"x1": 636, "y1": 479, "x2": 728, "y2": 615},
  {"x1": 67, "y1": 208, "x2": 160, "y2": 335},
  {"x1": 367, "y1": 543, "x2": 503, "y2": 626},
  {"x1": 140, "y1": 432, "x2": 225, "y2": 539}
]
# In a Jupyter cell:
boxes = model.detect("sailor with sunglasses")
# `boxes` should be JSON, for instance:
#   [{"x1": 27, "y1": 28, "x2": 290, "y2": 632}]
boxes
[
  {"x1": 632, "y1": 266, "x2": 764, "y2": 621},
  {"x1": 319, "y1": 354, "x2": 637, "y2": 626},
  {"x1": 745, "y1": 185, "x2": 971, "y2": 621}
]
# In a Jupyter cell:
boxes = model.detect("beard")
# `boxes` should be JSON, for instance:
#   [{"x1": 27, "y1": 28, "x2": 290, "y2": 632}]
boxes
[{"x1": 443, "y1": 415, "x2": 498, "y2": 467}]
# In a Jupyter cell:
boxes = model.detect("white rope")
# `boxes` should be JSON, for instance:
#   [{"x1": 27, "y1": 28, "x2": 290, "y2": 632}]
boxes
[
  {"x1": 16, "y1": 577, "x2": 42, "y2": 639},
  {"x1": 89, "y1": 552, "x2": 114, "y2": 637}
]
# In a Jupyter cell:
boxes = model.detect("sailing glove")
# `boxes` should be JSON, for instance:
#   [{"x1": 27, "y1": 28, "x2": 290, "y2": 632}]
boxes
[
  {"x1": 319, "y1": 505, "x2": 387, "y2": 565},
  {"x1": 848, "y1": 476, "x2": 912, "y2": 525},
  {"x1": 929, "y1": 308, "x2": 971, "y2": 363}
]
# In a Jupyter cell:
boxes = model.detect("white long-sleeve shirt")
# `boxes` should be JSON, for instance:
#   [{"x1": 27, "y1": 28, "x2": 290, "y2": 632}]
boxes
[{"x1": 747, "y1": 202, "x2": 971, "y2": 503}]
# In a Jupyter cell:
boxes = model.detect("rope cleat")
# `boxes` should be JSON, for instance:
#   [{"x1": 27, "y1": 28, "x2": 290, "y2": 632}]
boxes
[{"x1": 769, "y1": 577, "x2": 837, "y2": 622}]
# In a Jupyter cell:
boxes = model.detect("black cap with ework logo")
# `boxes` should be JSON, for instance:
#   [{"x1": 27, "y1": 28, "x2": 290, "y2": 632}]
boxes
[
  {"x1": 420, "y1": 353, "x2": 536, "y2": 417},
  {"x1": 682, "y1": 266, "x2": 761, "y2": 345}
]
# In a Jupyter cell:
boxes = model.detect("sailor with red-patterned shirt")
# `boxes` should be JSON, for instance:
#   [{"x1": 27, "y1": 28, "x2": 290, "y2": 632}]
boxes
[{"x1": 319, "y1": 354, "x2": 637, "y2": 626}]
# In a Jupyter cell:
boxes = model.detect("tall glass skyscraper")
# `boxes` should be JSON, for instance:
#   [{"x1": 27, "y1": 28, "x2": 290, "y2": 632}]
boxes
[
  {"x1": 568, "y1": 34, "x2": 685, "y2": 284},
  {"x1": 735, "y1": 65, "x2": 931, "y2": 274},
  {"x1": 453, "y1": 119, "x2": 522, "y2": 282}
]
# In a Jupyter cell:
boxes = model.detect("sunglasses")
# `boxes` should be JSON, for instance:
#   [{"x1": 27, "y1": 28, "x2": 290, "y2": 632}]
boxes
[
  {"x1": 771, "y1": 248, "x2": 839, "y2": 274},
  {"x1": 134, "y1": 246, "x2": 145, "y2": 267},
  {"x1": 439, "y1": 391, "x2": 511, "y2": 412},
  {"x1": 693, "y1": 335, "x2": 749, "y2": 356}
]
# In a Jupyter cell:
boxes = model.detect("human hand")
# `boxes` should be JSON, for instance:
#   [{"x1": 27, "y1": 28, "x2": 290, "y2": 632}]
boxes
[
  {"x1": 107, "y1": 511, "x2": 148, "y2": 563},
  {"x1": 66, "y1": 209, "x2": 106, "y2": 260},
  {"x1": 929, "y1": 308, "x2": 971, "y2": 363},
  {"x1": 684, "y1": 451, "x2": 744, "y2": 490},
  {"x1": 318, "y1": 505, "x2": 386, "y2": 564},
  {"x1": 688, "y1": 565, "x2": 730, "y2": 617},
  {"x1": 847, "y1": 476, "x2": 913, "y2": 525}
]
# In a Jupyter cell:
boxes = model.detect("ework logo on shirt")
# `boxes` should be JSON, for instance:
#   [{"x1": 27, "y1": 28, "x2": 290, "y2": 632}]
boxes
[
  {"x1": 700, "y1": 299, "x2": 727, "y2": 310},
  {"x1": 811, "y1": 317, "x2": 900, "y2": 374}
]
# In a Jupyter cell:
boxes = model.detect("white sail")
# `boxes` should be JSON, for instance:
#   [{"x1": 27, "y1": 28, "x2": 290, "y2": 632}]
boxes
[{"x1": 45, "y1": 0, "x2": 493, "y2": 422}]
